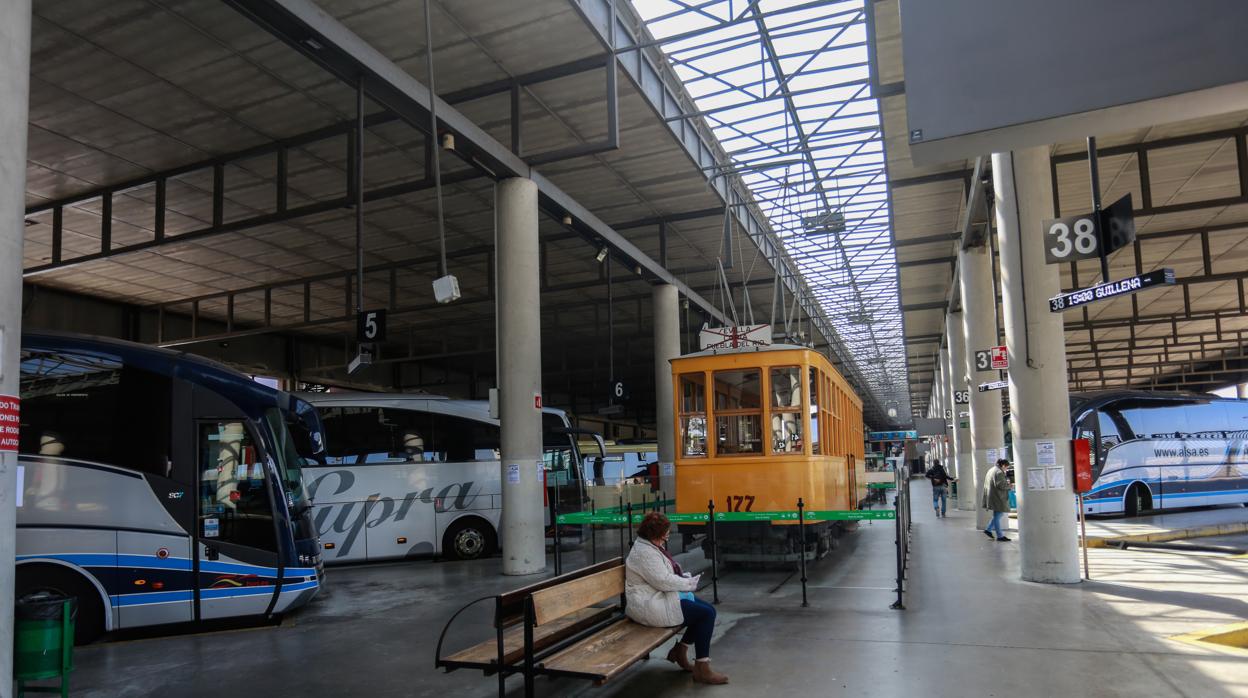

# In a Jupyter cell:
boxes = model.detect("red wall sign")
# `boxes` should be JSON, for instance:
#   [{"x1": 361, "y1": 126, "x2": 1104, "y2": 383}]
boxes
[
  {"x1": 0, "y1": 396, "x2": 19, "y2": 452},
  {"x1": 990, "y1": 345, "x2": 1008, "y2": 369},
  {"x1": 1071, "y1": 438, "x2": 1093, "y2": 493}
]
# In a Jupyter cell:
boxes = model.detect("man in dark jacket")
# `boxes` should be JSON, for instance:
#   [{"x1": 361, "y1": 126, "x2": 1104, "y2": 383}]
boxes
[{"x1": 925, "y1": 459, "x2": 954, "y2": 518}]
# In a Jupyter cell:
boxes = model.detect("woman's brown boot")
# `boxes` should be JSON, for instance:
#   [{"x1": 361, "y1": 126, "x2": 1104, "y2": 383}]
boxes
[
  {"x1": 693, "y1": 660, "x2": 729, "y2": 685},
  {"x1": 666, "y1": 643, "x2": 693, "y2": 672}
]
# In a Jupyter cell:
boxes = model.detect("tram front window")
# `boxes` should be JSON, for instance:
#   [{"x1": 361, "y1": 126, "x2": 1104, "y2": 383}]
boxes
[
  {"x1": 714, "y1": 369, "x2": 762, "y2": 455},
  {"x1": 680, "y1": 373, "x2": 708, "y2": 457},
  {"x1": 770, "y1": 367, "x2": 803, "y2": 454}
]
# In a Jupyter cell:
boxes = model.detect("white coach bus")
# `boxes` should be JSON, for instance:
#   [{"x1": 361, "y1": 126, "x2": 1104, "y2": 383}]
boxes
[{"x1": 299, "y1": 393, "x2": 600, "y2": 564}]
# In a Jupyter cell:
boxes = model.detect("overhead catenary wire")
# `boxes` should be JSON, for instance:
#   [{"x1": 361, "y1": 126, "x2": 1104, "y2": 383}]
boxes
[{"x1": 425, "y1": 0, "x2": 448, "y2": 279}]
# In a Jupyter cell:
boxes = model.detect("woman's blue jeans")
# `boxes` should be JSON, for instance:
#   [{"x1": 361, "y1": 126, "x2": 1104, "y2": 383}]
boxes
[{"x1": 679, "y1": 597, "x2": 716, "y2": 659}]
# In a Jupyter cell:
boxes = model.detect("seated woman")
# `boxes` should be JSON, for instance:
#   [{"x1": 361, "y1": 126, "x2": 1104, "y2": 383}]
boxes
[{"x1": 625, "y1": 512, "x2": 728, "y2": 685}]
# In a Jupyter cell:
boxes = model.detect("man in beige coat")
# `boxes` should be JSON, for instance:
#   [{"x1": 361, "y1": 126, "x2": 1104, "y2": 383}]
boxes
[{"x1": 982, "y1": 458, "x2": 1012, "y2": 541}]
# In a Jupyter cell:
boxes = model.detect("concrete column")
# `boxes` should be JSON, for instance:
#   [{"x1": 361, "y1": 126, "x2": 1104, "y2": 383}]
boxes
[
  {"x1": 993, "y1": 148, "x2": 1080, "y2": 583},
  {"x1": 0, "y1": 0, "x2": 31, "y2": 682},
  {"x1": 947, "y1": 311, "x2": 973, "y2": 509},
  {"x1": 496, "y1": 177, "x2": 544, "y2": 575},
  {"x1": 938, "y1": 346, "x2": 953, "y2": 475},
  {"x1": 933, "y1": 359, "x2": 947, "y2": 469},
  {"x1": 652, "y1": 284, "x2": 679, "y2": 500},
  {"x1": 959, "y1": 241, "x2": 1004, "y2": 528}
]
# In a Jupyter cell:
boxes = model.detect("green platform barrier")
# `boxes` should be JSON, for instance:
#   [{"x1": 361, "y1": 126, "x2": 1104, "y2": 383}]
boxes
[
  {"x1": 867, "y1": 482, "x2": 896, "y2": 489},
  {"x1": 557, "y1": 508, "x2": 894, "y2": 525}
]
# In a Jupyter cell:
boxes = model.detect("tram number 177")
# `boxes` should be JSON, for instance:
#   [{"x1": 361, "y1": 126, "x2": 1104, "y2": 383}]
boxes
[{"x1": 725, "y1": 495, "x2": 755, "y2": 512}]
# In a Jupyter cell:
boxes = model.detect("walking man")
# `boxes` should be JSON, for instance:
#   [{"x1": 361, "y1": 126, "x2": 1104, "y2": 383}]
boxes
[
  {"x1": 925, "y1": 458, "x2": 954, "y2": 517},
  {"x1": 982, "y1": 458, "x2": 1012, "y2": 541}
]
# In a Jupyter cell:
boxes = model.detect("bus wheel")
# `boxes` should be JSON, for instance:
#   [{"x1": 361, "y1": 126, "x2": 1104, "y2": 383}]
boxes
[
  {"x1": 1124, "y1": 484, "x2": 1151, "y2": 517},
  {"x1": 16, "y1": 565, "x2": 106, "y2": 645},
  {"x1": 443, "y1": 518, "x2": 496, "y2": 561}
]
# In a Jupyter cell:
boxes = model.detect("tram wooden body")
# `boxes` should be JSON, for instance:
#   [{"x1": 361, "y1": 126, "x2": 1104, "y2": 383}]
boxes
[{"x1": 672, "y1": 344, "x2": 865, "y2": 562}]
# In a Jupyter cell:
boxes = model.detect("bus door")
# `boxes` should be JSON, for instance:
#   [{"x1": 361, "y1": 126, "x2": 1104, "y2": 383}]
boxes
[{"x1": 195, "y1": 419, "x2": 282, "y2": 620}]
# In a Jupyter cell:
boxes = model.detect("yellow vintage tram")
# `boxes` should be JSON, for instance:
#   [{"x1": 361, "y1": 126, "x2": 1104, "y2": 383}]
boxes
[{"x1": 672, "y1": 342, "x2": 865, "y2": 561}]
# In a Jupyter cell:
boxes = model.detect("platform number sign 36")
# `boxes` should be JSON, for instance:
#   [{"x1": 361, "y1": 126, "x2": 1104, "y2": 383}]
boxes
[
  {"x1": 953, "y1": 390, "x2": 970, "y2": 404},
  {"x1": 357, "y1": 309, "x2": 387, "y2": 342}
]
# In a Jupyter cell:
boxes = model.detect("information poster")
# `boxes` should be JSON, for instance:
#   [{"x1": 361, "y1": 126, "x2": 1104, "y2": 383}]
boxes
[
  {"x1": 506, "y1": 463, "x2": 520, "y2": 484},
  {"x1": 1035, "y1": 440, "x2": 1057, "y2": 466},
  {"x1": 1026, "y1": 468, "x2": 1047, "y2": 491},
  {"x1": 1045, "y1": 467, "x2": 1065, "y2": 490}
]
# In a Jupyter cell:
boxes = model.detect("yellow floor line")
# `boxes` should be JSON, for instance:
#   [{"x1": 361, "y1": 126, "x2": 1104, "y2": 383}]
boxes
[{"x1": 1170, "y1": 621, "x2": 1248, "y2": 656}]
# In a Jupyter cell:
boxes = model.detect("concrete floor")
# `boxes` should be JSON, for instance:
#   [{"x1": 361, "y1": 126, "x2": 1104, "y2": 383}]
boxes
[{"x1": 56, "y1": 494, "x2": 1248, "y2": 698}]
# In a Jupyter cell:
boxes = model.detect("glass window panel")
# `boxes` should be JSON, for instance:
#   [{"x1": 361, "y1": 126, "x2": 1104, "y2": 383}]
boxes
[
  {"x1": 20, "y1": 349, "x2": 172, "y2": 478},
  {"x1": 715, "y1": 415, "x2": 763, "y2": 455},
  {"x1": 682, "y1": 416, "x2": 707, "y2": 457},
  {"x1": 770, "y1": 367, "x2": 802, "y2": 408},
  {"x1": 198, "y1": 421, "x2": 275, "y2": 552},
  {"x1": 714, "y1": 369, "x2": 761, "y2": 411},
  {"x1": 808, "y1": 367, "x2": 821, "y2": 455},
  {"x1": 771, "y1": 412, "x2": 804, "y2": 454},
  {"x1": 680, "y1": 373, "x2": 706, "y2": 413}
]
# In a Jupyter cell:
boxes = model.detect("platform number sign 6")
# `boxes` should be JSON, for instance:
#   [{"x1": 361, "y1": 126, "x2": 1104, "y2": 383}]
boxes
[
  {"x1": 609, "y1": 379, "x2": 629, "y2": 402},
  {"x1": 1042, "y1": 214, "x2": 1101, "y2": 264},
  {"x1": 357, "y1": 309, "x2": 386, "y2": 342},
  {"x1": 953, "y1": 390, "x2": 970, "y2": 404}
]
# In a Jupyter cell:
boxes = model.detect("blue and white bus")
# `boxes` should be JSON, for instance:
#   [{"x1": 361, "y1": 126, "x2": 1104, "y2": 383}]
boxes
[
  {"x1": 16, "y1": 332, "x2": 323, "y2": 642},
  {"x1": 1069, "y1": 391, "x2": 1248, "y2": 515}
]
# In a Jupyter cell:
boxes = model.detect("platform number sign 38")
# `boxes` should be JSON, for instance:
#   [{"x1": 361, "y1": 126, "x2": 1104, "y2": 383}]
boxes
[
  {"x1": 1042, "y1": 214, "x2": 1100, "y2": 263},
  {"x1": 357, "y1": 309, "x2": 386, "y2": 342}
]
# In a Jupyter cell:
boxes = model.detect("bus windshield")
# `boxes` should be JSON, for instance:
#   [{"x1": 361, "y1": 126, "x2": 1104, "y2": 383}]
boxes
[{"x1": 265, "y1": 407, "x2": 308, "y2": 511}]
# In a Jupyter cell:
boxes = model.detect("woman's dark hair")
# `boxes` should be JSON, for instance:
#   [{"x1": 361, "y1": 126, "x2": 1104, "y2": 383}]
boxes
[{"x1": 636, "y1": 511, "x2": 671, "y2": 541}]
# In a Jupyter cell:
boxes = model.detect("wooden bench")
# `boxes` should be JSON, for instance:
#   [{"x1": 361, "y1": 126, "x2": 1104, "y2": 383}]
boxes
[{"x1": 436, "y1": 557, "x2": 681, "y2": 697}]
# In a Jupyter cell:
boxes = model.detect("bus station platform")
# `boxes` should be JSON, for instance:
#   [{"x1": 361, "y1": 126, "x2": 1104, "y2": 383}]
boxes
[
  {"x1": 1082, "y1": 505, "x2": 1248, "y2": 548},
  {"x1": 61, "y1": 502, "x2": 1247, "y2": 698}
]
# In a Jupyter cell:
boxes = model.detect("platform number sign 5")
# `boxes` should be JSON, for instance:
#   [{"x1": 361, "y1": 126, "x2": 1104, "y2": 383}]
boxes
[
  {"x1": 953, "y1": 390, "x2": 970, "y2": 404},
  {"x1": 357, "y1": 309, "x2": 386, "y2": 342}
]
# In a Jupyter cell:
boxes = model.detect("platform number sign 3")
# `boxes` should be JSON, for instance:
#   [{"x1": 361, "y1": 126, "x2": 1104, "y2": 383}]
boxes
[
  {"x1": 357, "y1": 309, "x2": 386, "y2": 343},
  {"x1": 953, "y1": 390, "x2": 970, "y2": 405},
  {"x1": 974, "y1": 350, "x2": 992, "y2": 371}
]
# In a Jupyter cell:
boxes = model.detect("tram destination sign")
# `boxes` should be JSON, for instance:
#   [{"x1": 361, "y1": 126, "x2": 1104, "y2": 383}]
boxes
[{"x1": 1049, "y1": 268, "x2": 1174, "y2": 313}]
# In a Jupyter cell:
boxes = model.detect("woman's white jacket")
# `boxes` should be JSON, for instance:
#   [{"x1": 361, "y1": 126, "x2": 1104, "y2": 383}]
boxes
[{"x1": 624, "y1": 538, "x2": 696, "y2": 628}]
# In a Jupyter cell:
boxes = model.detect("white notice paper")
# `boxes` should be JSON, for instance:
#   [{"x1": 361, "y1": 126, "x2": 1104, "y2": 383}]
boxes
[
  {"x1": 986, "y1": 448, "x2": 997, "y2": 463},
  {"x1": 536, "y1": 461, "x2": 545, "y2": 484},
  {"x1": 661, "y1": 462, "x2": 675, "y2": 476},
  {"x1": 506, "y1": 463, "x2": 520, "y2": 484},
  {"x1": 15, "y1": 465, "x2": 23, "y2": 507},
  {"x1": 1026, "y1": 468, "x2": 1047, "y2": 491},
  {"x1": 1045, "y1": 466, "x2": 1065, "y2": 490},
  {"x1": 1035, "y1": 440, "x2": 1057, "y2": 466}
]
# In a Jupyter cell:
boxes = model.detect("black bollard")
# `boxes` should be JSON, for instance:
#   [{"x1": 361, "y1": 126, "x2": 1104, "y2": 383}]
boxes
[
  {"x1": 618, "y1": 495, "x2": 625, "y2": 556},
  {"x1": 708, "y1": 498, "x2": 719, "y2": 605},
  {"x1": 797, "y1": 498, "x2": 808, "y2": 607},
  {"x1": 553, "y1": 493, "x2": 562, "y2": 575},
  {"x1": 626, "y1": 501, "x2": 634, "y2": 548},
  {"x1": 590, "y1": 500, "x2": 597, "y2": 564}
]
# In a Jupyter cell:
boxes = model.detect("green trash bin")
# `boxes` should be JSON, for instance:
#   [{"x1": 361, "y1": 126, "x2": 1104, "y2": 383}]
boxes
[{"x1": 13, "y1": 590, "x2": 75, "y2": 698}]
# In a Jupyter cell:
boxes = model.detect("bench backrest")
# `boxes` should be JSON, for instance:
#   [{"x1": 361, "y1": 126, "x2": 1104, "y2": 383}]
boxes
[
  {"x1": 529, "y1": 566, "x2": 625, "y2": 627},
  {"x1": 495, "y1": 558, "x2": 623, "y2": 628}
]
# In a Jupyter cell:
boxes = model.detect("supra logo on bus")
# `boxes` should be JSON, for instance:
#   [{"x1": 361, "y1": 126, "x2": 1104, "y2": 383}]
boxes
[{"x1": 307, "y1": 470, "x2": 476, "y2": 558}]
